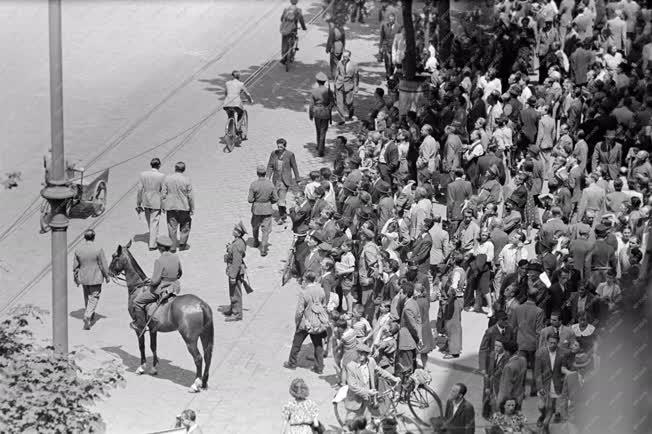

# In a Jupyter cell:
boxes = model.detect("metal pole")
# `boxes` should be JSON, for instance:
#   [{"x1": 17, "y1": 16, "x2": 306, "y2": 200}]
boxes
[{"x1": 42, "y1": 0, "x2": 73, "y2": 354}]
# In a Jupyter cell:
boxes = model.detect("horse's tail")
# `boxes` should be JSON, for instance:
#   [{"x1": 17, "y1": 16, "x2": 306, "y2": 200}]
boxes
[{"x1": 199, "y1": 301, "x2": 214, "y2": 389}]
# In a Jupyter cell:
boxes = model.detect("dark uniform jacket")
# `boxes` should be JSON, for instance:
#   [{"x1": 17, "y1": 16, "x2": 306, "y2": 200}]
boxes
[
  {"x1": 248, "y1": 178, "x2": 277, "y2": 215},
  {"x1": 225, "y1": 237, "x2": 246, "y2": 280},
  {"x1": 309, "y1": 85, "x2": 334, "y2": 120}
]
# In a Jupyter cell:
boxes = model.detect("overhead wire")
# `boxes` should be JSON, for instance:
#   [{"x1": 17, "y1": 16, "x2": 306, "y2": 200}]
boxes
[
  {"x1": 0, "y1": 0, "x2": 285, "y2": 245},
  {"x1": 0, "y1": 0, "x2": 332, "y2": 315}
]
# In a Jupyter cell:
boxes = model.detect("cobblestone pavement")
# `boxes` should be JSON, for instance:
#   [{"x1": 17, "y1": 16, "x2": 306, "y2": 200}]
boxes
[{"x1": 0, "y1": 2, "x2": 537, "y2": 433}]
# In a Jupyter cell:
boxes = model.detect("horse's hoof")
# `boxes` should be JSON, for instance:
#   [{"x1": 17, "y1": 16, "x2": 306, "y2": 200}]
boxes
[
  {"x1": 149, "y1": 367, "x2": 158, "y2": 376},
  {"x1": 136, "y1": 365, "x2": 146, "y2": 375}
]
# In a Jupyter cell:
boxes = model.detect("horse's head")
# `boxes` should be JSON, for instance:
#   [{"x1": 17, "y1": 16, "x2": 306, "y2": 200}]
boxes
[{"x1": 109, "y1": 240, "x2": 132, "y2": 277}]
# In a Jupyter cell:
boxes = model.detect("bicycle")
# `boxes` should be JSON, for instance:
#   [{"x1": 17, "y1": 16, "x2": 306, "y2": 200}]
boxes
[
  {"x1": 333, "y1": 369, "x2": 443, "y2": 429},
  {"x1": 223, "y1": 107, "x2": 248, "y2": 152},
  {"x1": 284, "y1": 32, "x2": 297, "y2": 72}
]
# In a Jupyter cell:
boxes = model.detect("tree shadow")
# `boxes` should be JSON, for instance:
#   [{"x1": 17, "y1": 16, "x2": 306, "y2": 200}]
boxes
[{"x1": 102, "y1": 345, "x2": 197, "y2": 389}]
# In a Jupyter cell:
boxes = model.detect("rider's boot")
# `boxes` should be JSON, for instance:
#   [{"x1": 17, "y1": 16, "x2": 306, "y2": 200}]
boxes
[{"x1": 130, "y1": 309, "x2": 147, "y2": 334}]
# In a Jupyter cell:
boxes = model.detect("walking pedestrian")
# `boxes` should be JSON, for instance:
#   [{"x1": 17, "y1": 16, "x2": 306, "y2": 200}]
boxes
[
  {"x1": 267, "y1": 138, "x2": 300, "y2": 223},
  {"x1": 309, "y1": 72, "x2": 334, "y2": 157},
  {"x1": 333, "y1": 50, "x2": 359, "y2": 124},
  {"x1": 162, "y1": 161, "x2": 194, "y2": 252},
  {"x1": 326, "y1": 18, "x2": 345, "y2": 79},
  {"x1": 284, "y1": 271, "x2": 328, "y2": 374},
  {"x1": 136, "y1": 157, "x2": 165, "y2": 250},
  {"x1": 248, "y1": 165, "x2": 277, "y2": 256},
  {"x1": 279, "y1": 0, "x2": 307, "y2": 65},
  {"x1": 221, "y1": 221, "x2": 248, "y2": 322},
  {"x1": 73, "y1": 229, "x2": 109, "y2": 330}
]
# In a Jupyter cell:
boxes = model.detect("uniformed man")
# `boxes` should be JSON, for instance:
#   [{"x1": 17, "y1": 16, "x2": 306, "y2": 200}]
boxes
[
  {"x1": 73, "y1": 229, "x2": 110, "y2": 330},
  {"x1": 309, "y1": 72, "x2": 334, "y2": 157},
  {"x1": 248, "y1": 165, "x2": 278, "y2": 256},
  {"x1": 130, "y1": 235, "x2": 182, "y2": 334},
  {"x1": 221, "y1": 221, "x2": 248, "y2": 322}
]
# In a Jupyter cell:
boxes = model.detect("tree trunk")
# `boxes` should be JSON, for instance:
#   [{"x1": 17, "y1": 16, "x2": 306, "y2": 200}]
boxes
[
  {"x1": 402, "y1": 0, "x2": 417, "y2": 80},
  {"x1": 437, "y1": 0, "x2": 451, "y2": 62}
]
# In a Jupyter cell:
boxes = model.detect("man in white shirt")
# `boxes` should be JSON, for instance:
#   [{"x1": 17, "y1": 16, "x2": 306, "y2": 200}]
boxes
[{"x1": 478, "y1": 68, "x2": 502, "y2": 102}]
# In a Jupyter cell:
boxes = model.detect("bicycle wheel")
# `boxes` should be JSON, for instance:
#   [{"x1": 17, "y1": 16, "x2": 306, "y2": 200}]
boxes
[
  {"x1": 285, "y1": 35, "x2": 295, "y2": 72},
  {"x1": 406, "y1": 384, "x2": 443, "y2": 426},
  {"x1": 240, "y1": 110, "x2": 248, "y2": 140},
  {"x1": 224, "y1": 118, "x2": 236, "y2": 152}
]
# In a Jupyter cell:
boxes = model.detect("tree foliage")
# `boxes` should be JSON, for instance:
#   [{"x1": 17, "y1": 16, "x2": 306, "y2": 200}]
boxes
[{"x1": 0, "y1": 307, "x2": 125, "y2": 433}]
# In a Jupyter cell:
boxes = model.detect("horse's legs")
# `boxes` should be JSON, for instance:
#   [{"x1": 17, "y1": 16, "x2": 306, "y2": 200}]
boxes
[
  {"x1": 149, "y1": 331, "x2": 158, "y2": 375},
  {"x1": 199, "y1": 328, "x2": 213, "y2": 389},
  {"x1": 183, "y1": 335, "x2": 203, "y2": 393},
  {"x1": 136, "y1": 334, "x2": 147, "y2": 374}
]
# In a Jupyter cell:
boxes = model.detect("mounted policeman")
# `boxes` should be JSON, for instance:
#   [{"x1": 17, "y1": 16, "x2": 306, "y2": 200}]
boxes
[{"x1": 130, "y1": 234, "x2": 182, "y2": 334}]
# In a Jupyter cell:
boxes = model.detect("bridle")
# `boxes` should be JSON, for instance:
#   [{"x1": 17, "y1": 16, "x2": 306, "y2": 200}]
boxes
[{"x1": 110, "y1": 247, "x2": 148, "y2": 288}]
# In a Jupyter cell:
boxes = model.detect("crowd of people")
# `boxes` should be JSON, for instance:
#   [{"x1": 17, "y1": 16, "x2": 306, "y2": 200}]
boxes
[{"x1": 274, "y1": 0, "x2": 652, "y2": 433}]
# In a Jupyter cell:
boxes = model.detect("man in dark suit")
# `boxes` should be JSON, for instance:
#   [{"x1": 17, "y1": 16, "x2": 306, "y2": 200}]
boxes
[
  {"x1": 497, "y1": 341, "x2": 527, "y2": 407},
  {"x1": 309, "y1": 72, "x2": 334, "y2": 157},
  {"x1": 446, "y1": 168, "x2": 472, "y2": 236},
  {"x1": 396, "y1": 283, "x2": 422, "y2": 381},
  {"x1": 267, "y1": 138, "x2": 300, "y2": 223},
  {"x1": 325, "y1": 18, "x2": 345, "y2": 79},
  {"x1": 248, "y1": 165, "x2": 278, "y2": 256},
  {"x1": 478, "y1": 311, "x2": 515, "y2": 374},
  {"x1": 290, "y1": 191, "x2": 313, "y2": 278},
  {"x1": 222, "y1": 222, "x2": 247, "y2": 322},
  {"x1": 477, "y1": 141, "x2": 506, "y2": 186},
  {"x1": 377, "y1": 137, "x2": 399, "y2": 187},
  {"x1": 73, "y1": 229, "x2": 110, "y2": 330},
  {"x1": 511, "y1": 291, "x2": 545, "y2": 396},
  {"x1": 443, "y1": 383, "x2": 475, "y2": 434},
  {"x1": 303, "y1": 231, "x2": 325, "y2": 278},
  {"x1": 535, "y1": 332, "x2": 568, "y2": 429},
  {"x1": 485, "y1": 338, "x2": 509, "y2": 415},
  {"x1": 408, "y1": 218, "x2": 434, "y2": 275}
]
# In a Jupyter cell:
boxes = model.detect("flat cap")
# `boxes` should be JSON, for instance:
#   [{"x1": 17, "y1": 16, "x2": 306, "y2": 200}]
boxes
[
  {"x1": 315, "y1": 71, "x2": 328, "y2": 82},
  {"x1": 156, "y1": 235, "x2": 173, "y2": 247}
]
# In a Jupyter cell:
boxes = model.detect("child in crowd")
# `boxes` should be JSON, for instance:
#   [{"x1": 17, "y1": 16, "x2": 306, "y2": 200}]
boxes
[
  {"x1": 352, "y1": 304, "x2": 373, "y2": 344},
  {"x1": 335, "y1": 241, "x2": 356, "y2": 312}
]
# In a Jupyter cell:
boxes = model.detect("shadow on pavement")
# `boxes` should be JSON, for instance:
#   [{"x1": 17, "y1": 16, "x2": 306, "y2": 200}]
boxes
[
  {"x1": 102, "y1": 345, "x2": 197, "y2": 389},
  {"x1": 70, "y1": 308, "x2": 107, "y2": 325}
]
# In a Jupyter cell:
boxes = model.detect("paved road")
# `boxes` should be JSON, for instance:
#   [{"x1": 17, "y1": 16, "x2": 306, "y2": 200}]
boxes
[{"x1": 0, "y1": 2, "x2": 536, "y2": 432}]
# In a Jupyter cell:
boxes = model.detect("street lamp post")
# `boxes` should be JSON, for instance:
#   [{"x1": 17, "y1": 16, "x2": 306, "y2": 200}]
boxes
[{"x1": 41, "y1": 0, "x2": 74, "y2": 354}]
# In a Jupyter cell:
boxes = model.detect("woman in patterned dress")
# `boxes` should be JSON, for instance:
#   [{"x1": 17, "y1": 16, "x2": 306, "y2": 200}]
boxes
[{"x1": 281, "y1": 378, "x2": 320, "y2": 434}]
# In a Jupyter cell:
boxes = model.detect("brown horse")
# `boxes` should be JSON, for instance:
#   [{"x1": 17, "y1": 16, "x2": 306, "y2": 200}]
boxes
[{"x1": 108, "y1": 241, "x2": 213, "y2": 393}]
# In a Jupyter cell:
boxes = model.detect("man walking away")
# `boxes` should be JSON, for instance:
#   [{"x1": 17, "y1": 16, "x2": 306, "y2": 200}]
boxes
[
  {"x1": 284, "y1": 271, "x2": 328, "y2": 374},
  {"x1": 162, "y1": 161, "x2": 194, "y2": 252},
  {"x1": 309, "y1": 72, "x2": 334, "y2": 157},
  {"x1": 267, "y1": 138, "x2": 300, "y2": 223},
  {"x1": 136, "y1": 157, "x2": 164, "y2": 250},
  {"x1": 248, "y1": 165, "x2": 278, "y2": 256},
  {"x1": 73, "y1": 229, "x2": 109, "y2": 330}
]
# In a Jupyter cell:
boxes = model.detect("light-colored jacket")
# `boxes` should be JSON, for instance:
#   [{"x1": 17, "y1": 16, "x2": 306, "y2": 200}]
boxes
[
  {"x1": 137, "y1": 169, "x2": 165, "y2": 210},
  {"x1": 73, "y1": 241, "x2": 109, "y2": 286},
  {"x1": 162, "y1": 172, "x2": 194, "y2": 212},
  {"x1": 344, "y1": 358, "x2": 396, "y2": 411}
]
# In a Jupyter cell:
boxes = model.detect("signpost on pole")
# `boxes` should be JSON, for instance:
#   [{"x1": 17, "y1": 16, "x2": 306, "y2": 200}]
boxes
[{"x1": 41, "y1": 0, "x2": 74, "y2": 354}]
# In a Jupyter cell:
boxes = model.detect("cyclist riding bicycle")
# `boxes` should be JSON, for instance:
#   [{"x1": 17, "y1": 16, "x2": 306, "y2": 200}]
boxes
[
  {"x1": 279, "y1": 0, "x2": 307, "y2": 64},
  {"x1": 223, "y1": 70, "x2": 253, "y2": 140}
]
